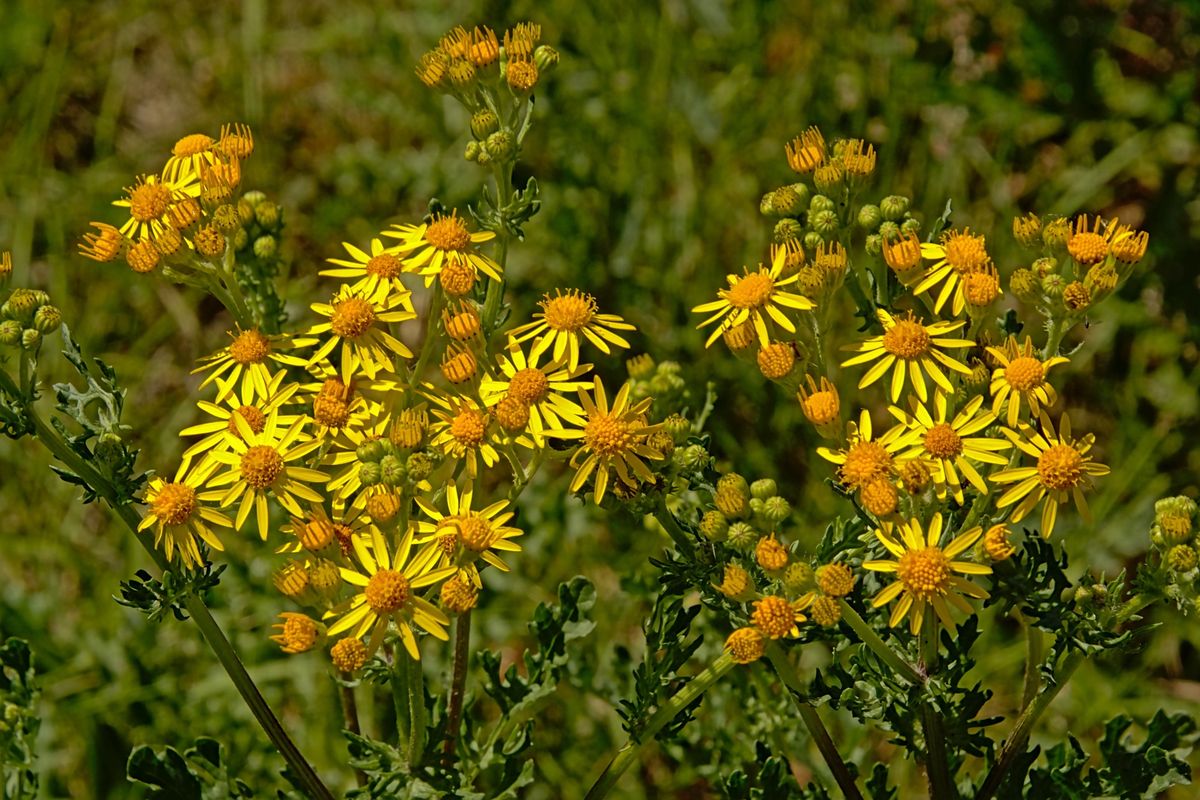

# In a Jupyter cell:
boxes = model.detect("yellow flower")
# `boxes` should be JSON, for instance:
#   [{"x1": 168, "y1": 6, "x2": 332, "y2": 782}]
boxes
[
  {"x1": 889, "y1": 393, "x2": 1010, "y2": 504},
  {"x1": 178, "y1": 370, "x2": 301, "y2": 471},
  {"x1": 300, "y1": 370, "x2": 385, "y2": 446},
  {"x1": 139, "y1": 460, "x2": 233, "y2": 568},
  {"x1": 509, "y1": 289, "x2": 635, "y2": 371},
  {"x1": 320, "y1": 237, "x2": 407, "y2": 302},
  {"x1": 797, "y1": 374, "x2": 841, "y2": 437},
  {"x1": 750, "y1": 594, "x2": 812, "y2": 639},
  {"x1": 202, "y1": 413, "x2": 330, "y2": 540},
  {"x1": 545, "y1": 377, "x2": 664, "y2": 504},
  {"x1": 270, "y1": 612, "x2": 323, "y2": 655},
  {"x1": 692, "y1": 247, "x2": 815, "y2": 349},
  {"x1": 915, "y1": 228, "x2": 992, "y2": 315},
  {"x1": 427, "y1": 394, "x2": 501, "y2": 479},
  {"x1": 280, "y1": 502, "x2": 372, "y2": 557},
  {"x1": 324, "y1": 525, "x2": 455, "y2": 660},
  {"x1": 112, "y1": 172, "x2": 200, "y2": 241},
  {"x1": 841, "y1": 309, "x2": 973, "y2": 402},
  {"x1": 985, "y1": 336, "x2": 1068, "y2": 427},
  {"x1": 863, "y1": 514, "x2": 991, "y2": 634},
  {"x1": 163, "y1": 132, "x2": 219, "y2": 183},
  {"x1": 385, "y1": 211, "x2": 500, "y2": 285},
  {"x1": 991, "y1": 412, "x2": 1110, "y2": 538},
  {"x1": 816, "y1": 409, "x2": 907, "y2": 491},
  {"x1": 480, "y1": 337, "x2": 590, "y2": 444},
  {"x1": 415, "y1": 482, "x2": 524, "y2": 585},
  {"x1": 306, "y1": 286, "x2": 416, "y2": 381},
  {"x1": 193, "y1": 327, "x2": 312, "y2": 403}
]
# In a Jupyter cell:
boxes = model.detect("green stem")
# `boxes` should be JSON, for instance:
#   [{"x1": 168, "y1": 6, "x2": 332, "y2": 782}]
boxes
[
  {"x1": 585, "y1": 652, "x2": 735, "y2": 800},
  {"x1": 339, "y1": 680, "x2": 368, "y2": 787},
  {"x1": 443, "y1": 610, "x2": 472, "y2": 764},
  {"x1": 920, "y1": 622, "x2": 956, "y2": 800},
  {"x1": 653, "y1": 499, "x2": 695, "y2": 557},
  {"x1": 0, "y1": 370, "x2": 332, "y2": 799},
  {"x1": 766, "y1": 646, "x2": 864, "y2": 800},
  {"x1": 1020, "y1": 618, "x2": 1043, "y2": 710},
  {"x1": 408, "y1": 650, "x2": 426, "y2": 769},
  {"x1": 391, "y1": 648, "x2": 410, "y2": 749},
  {"x1": 408, "y1": 287, "x2": 445, "y2": 389},
  {"x1": 1042, "y1": 316, "x2": 1066, "y2": 359},
  {"x1": 837, "y1": 600, "x2": 922, "y2": 684},
  {"x1": 482, "y1": 163, "x2": 514, "y2": 339}
]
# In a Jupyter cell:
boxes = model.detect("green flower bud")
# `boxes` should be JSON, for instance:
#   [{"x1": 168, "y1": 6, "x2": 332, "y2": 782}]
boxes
[
  {"x1": 485, "y1": 130, "x2": 516, "y2": 161},
  {"x1": 1032, "y1": 257, "x2": 1058, "y2": 278},
  {"x1": 471, "y1": 110, "x2": 500, "y2": 140},
  {"x1": 1168, "y1": 544, "x2": 1198, "y2": 572},
  {"x1": 212, "y1": 204, "x2": 241, "y2": 233},
  {"x1": 359, "y1": 461, "x2": 382, "y2": 486},
  {"x1": 718, "y1": 473, "x2": 750, "y2": 499},
  {"x1": 750, "y1": 478, "x2": 777, "y2": 500},
  {"x1": 2, "y1": 289, "x2": 42, "y2": 324},
  {"x1": 900, "y1": 217, "x2": 922, "y2": 236},
  {"x1": 857, "y1": 204, "x2": 882, "y2": 231},
  {"x1": 803, "y1": 231, "x2": 824, "y2": 252},
  {"x1": 761, "y1": 495, "x2": 791, "y2": 524},
  {"x1": 237, "y1": 198, "x2": 257, "y2": 225},
  {"x1": 627, "y1": 353, "x2": 655, "y2": 378},
  {"x1": 864, "y1": 234, "x2": 883, "y2": 257},
  {"x1": 811, "y1": 209, "x2": 839, "y2": 238},
  {"x1": 759, "y1": 191, "x2": 777, "y2": 217},
  {"x1": 770, "y1": 186, "x2": 803, "y2": 217},
  {"x1": 1041, "y1": 274, "x2": 1064, "y2": 300},
  {"x1": 783, "y1": 561, "x2": 816, "y2": 594},
  {"x1": 809, "y1": 194, "x2": 836, "y2": 215},
  {"x1": 379, "y1": 454, "x2": 407, "y2": 486},
  {"x1": 233, "y1": 228, "x2": 249, "y2": 251},
  {"x1": 1010, "y1": 268, "x2": 1040, "y2": 302},
  {"x1": 406, "y1": 452, "x2": 434, "y2": 481},
  {"x1": 242, "y1": 190, "x2": 267, "y2": 207},
  {"x1": 0, "y1": 319, "x2": 21, "y2": 346},
  {"x1": 254, "y1": 202, "x2": 280, "y2": 230},
  {"x1": 773, "y1": 218, "x2": 804, "y2": 244},
  {"x1": 465, "y1": 141, "x2": 481, "y2": 161},
  {"x1": 663, "y1": 413, "x2": 691, "y2": 443},
  {"x1": 33, "y1": 304, "x2": 61, "y2": 334},
  {"x1": 699, "y1": 510, "x2": 729, "y2": 542},
  {"x1": 1042, "y1": 218, "x2": 1071, "y2": 251},
  {"x1": 533, "y1": 44, "x2": 559, "y2": 74},
  {"x1": 726, "y1": 521, "x2": 758, "y2": 551},
  {"x1": 356, "y1": 440, "x2": 384, "y2": 463},
  {"x1": 253, "y1": 235, "x2": 277, "y2": 260},
  {"x1": 674, "y1": 443, "x2": 710, "y2": 472},
  {"x1": 877, "y1": 221, "x2": 900, "y2": 242},
  {"x1": 963, "y1": 360, "x2": 990, "y2": 394},
  {"x1": 20, "y1": 328, "x2": 40, "y2": 350},
  {"x1": 785, "y1": 183, "x2": 810, "y2": 213},
  {"x1": 748, "y1": 497, "x2": 764, "y2": 517},
  {"x1": 880, "y1": 195, "x2": 909, "y2": 221}
]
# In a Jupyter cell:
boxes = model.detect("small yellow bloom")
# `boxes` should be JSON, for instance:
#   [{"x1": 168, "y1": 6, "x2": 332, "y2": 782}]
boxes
[
  {"x1": 192, "y1": 327, "x2": 312, "y2": 403},
  {"x1": 178, "y1": 370, "x2": 301, "y2": 471},
  {"x1": 427, "y1": 394, "x2": 502, "y2": 479},
  {"x1": 415, "y1": 482, "x2": 524, "y2": 585},
  {"x1": 863, "y1": 514, "x2": 991, "y2": 634},
  {"x1": 841, "y1": 309, "x2": 973, "y2": 402},
  {"x1": 270, "y1": 612, "x2": 323, "y2": 655},
  {"x1": 321, "y1": 237, "x2": 407, "y2": 302},
  {"x1": 693, "y1": 247, "x2": 815, "y2": 349},
  {"x1": 915, "y1": 228, "x2": 992, "y2": 315},
  {"x1": 991, "y1": 412, "x2": 1110, "y2": 538},
  {"x1": 385, "y1": 211, "x2": 500, "y2": 286},
  {"x1": 112, "y1": 172, "x2": 200, "y2": 241},
  {"x1": 985, "y1": 336, "x2": 1068, "y2": 427},
  {"x1": 816, "y1": 409, "x2": 907, "y2": 491},
  {"x1": 750, "y1": 594, "x2": 812, "y2": 639},
  {"x1": 480, "y1": 337, "x2": 590, "y2": 445},
  {"x1": 139, "y1": 460, "x2": 233, "y2": 568},
  {"x1": 510, "y1": 289, "x2": 636, "y2": 371},
  {"x1": 306, "y1": 286, "x2": 416, "y2": 382}
]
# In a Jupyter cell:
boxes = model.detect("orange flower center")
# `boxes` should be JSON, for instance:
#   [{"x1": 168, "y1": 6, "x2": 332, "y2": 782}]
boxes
[
  {"x1": 882, "y1": 320, "x2": 931, "y2": 359},
  {"x1": 584, "y1": 412, "x2": 632, "y2": 456},
  {"x1": 841, "y1": 440, "x2": 893, "y2": 487},
  {"x1": 228, "y1": 405, "x2": 267, "y2": 437},
  {"x1": 726, "y1": 271, "x2": 774, "y2": 309},
  {"x1": 923, "y1": 423, "x2": 963, "y2": 458},
  {"x1": 860, "y1": 477, "x2": 898, "y2": 517},
  {"x1": 330, "y1": 297, "x2": 376, "y2": 339},
  {"x1": 172, "y1": 133, "x2": 214, "y2": 157},
  {"x1": 229, "y1": 329, "x2": 271, "y2": 364},
  {"x1": 494, "y1": 395, "x2": 530, "y2": 432},
  {"x1": 439, "y1": 260, "x2": 477, "y2": 296},
  {"x1": 330, "y1": 638, "x2": 368, "y2": 673},
  {"x1": 151, "y1": 482, "x2": 197, "y2": 526},
  {"x1": 508, "y1": 368, "x2": 550, "y2": 403},
  {"x1": 364, "y1": 569, "x2": 410, "y2": 613},
  {"x1": 751, "y1": 595, "x2": 796, "y2": 639},
  {"x1": 541, "y1": 291, "x2": 596, "y2": 332},
  {"x1": 802, "y1": 391, "x2": 839, "y2": 425},
  {"x1": 426, "y1": 216, "x2": 472, "y2": 252},
  {"x1": 129, "y1": 182, "x2": 172, "y2": 222},
  {"x1": 365, "y1": 253, "x2": 403, "y2": 278},
  {"x1": 896, "y1": 546, "x2": 951, "y2": 600},
  {"x1": 1068, "y1": 232, "x2": 1108, "y2": 265},
  {"x1": 962, "y1": 271, "x2": 1000, "y2": 306},
  {"x1": 240, "y1": 445, "x2": 284, "y2": 489},
  {"x1": 313, "y1": 394, "x2": 351, "y2": 428},
  {"x1": 1005, "y1": 356, "x2": 1045, "y2": 391},
  {"x1": 1037, "y1": 443, "x2": 1084, "y2": 491},
  {"x1": 942, "y1": 231, "x2": 989, "y2": 273},
  {"x1": 449, "y1": 407, "x2": 487, "y2": 446},
  {"x1": 458, "y1": 516, "x2": 494, "y2": 552}
]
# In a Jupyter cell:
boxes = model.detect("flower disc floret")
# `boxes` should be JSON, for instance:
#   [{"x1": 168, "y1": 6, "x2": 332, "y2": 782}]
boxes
[
  {"x1": 173, "y1": 133, "x2": 215, "y2": 157},
  {"x1": 1005, "y1": 357, "x2": 1045, "y2": 391},
  {"x1": 1037, "y1": 444, "x2": 1084, "y2": 491},
  {"x1": 584, "y1": 413, "x2": 632, "y2": 456},
  {"x1": 457, "y1": 516, "x2": 494, "y2": 552},
  {"x1": 313, "y1": 394, "x2": 350, "y2": 428},
  {"x1": 130, "y1": 182, "x2": 172, "y2": 222},
  {"x1": 725, "y1": 627, "x2": 766, "y2": 664},
  {"x1": 727, "y1": 271, "x2": 775, "y2": 309},
  {"x1": 896, "y1": 547, "x2": 952, "y2": 600},
  {"x1": 425, "y1": 215, "x2": 473, "y2": 251},
  {"x1": 882, "y1": 320, "x2": 932, "y2": 359},
  {"x1": 841, "y1": 440, "x2": 893, "y2": 487},
  {"x1": 508, "y1": 368, "x2": 550, "y2": 403},
  {"x1": 330, "y1": 638, "x2": 368, "y2": 673},
  {"x1": 449, "y1": 407, "x2": 487, "y2": 446},
  {"x1": 542, "y1": 290, "x2": 596, "y2": 332},
  {"x1": 228, "y1": 405, "x2": 267, "y2": 436},
  {"x1": 942, "y1": 229, "x2": 989, "y2": 272},
  {"x1": 751, "y1": 596, "x2": 799, "y2": 639},
  {"x1": 816, "y1": 563, "x2": 854, "y2": 598},
  {"x1": 151, "y1": 483, "x2": 197, "y2": 526},
  {"x1": 240, "y1": 445, "x2": 284, "y2": 489},
  {"x1": 923, "y1": 423, "x2": 964, "y2": 458},
  {"x1": 364, "y1": 569, "x2": 410, "y2": 613},
  {"x1": 229, "y1": 329, "x2": 272, "y2": 364},
  {"x1": 366, "y1": 253, "x2": 403, "y2": 277},
  {"x1": 330, "y1": 297, "x2": 377, "y2": 339}
]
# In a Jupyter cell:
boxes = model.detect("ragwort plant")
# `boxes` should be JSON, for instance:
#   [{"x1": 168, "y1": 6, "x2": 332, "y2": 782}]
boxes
[{"x1": 0, "y1": 18, "x2": 1194, "y2": 799}]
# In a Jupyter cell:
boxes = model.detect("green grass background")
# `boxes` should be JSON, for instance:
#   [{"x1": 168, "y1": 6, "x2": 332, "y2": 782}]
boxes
[{"x1": 2, "y1": 0, "x2": 1200, "y2": 796}]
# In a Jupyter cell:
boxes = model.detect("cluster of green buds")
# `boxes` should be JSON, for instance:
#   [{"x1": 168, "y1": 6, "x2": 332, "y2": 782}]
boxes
[
  {"x1": 702, "y1": 473, "x2": 792, "y2": 550},
  {"x1": 0, "y1": 288, "x2": 61, "y2": 351},
  {"x1": 231, "y1": 189, "x2": 287, "y2": 330},
  {"x1": 626, "y1": 354, "x2": 689, "y2": 408},
  {"x1": 857, "y1": 194, "x2": 922, "y2": 258},
  {"x1": 1147, "y1": 496, "x2": 1200, "y2": 608},
  {"x1": 1009, "y1": 212, "x2": 1148, "y2": 316},
  {"x1": 355, "y1": 408, "x2": 436, "y2": 493}
]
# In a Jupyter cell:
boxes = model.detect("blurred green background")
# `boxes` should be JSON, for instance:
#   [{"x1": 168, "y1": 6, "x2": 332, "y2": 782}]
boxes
[{"x1": 2, "y1": 0, "x2": 1200, "y2": 796}]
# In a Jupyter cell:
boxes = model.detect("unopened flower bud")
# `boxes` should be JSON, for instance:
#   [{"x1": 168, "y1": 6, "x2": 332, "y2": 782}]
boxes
[
  {"x1": 20, "y1": 328, "x2": 40, "y2": 350},
  {"x1": 774, "y1": 218, "x2": 803, "y2": 244},
  {"x1": 1168, "y1": 544, "x2": 1198, "y2": 573},
  {"x1": 900, "y1": 217, "x2": 921, "y2": 236},
  {"x1": 465, "y1": 141, "x2": 481, "y2": 162},
  {"x1": 750, "y1": 479, "x2": 777, "y2": 501},
  {"x1": 864, "y1": 234, "x2": 883, "y2": 257},
  {"x1": 471, "y1": 110, "x2": 500, "y2": 140},
  {"x1": 253, "y1": 235, "x2": 277, "y2": 260},
  {"x1": 33, "y1": 304, "x2": 61, "y2": 334},
  {"x1": 1009, "y1": 268, "x2": 1040, "y2": 302},
  {"x1": 1062, "y1": 281, "x2": 1091, "y2": 311},
  {"x1": 880, "y1": 195, "x2": 909, "y2": 221},
  {"x1": 783, "y1": 561, "x2": 815, "y2": 594},
  {"x1": 1042, "y1": 218, "x2": 1070, "y2": 252},
  {"x1": 756, "y1": 535, "x2": 789, "y2": 572},
  {"x1": 699, "y1": 510, "x2": 728, "y2": 541},
  {"x1": 379, "y1": 454, "x2": 407, "y2": 486},
  {"x1": 485, "y1": 130, "x2": 516, "y2": 161},
  {"x1": 726, "y1": 522, "x2": 758, "y2": 551},
  {"x1": 663, "y1": 413, "x2": 690, "y2": 443},
  {"x1": 857, "y1": 204, "x2": 882, "y2": 231},
  {"x1": 533, "y1": 44, "x2": 559, "y2": 73},
  {"x1": 356, "y1": 440, "x2": 384, "y2": 463},
  {"x1": 811, "y1": 209, "x2": 839, "y2": 238},
  {"x1": 406, "y1": 452, "x2": 434, "y2": 481},
  {"x1": 761, "y1": 495, "x2": 791, "y2": 524},
  {"x1": 359, "y1": 460, "x2": 382, "y2": 486},
  {"x1": 0, "y1": 320, "x2": 21, "y2": 346},
  {"x1": 1013, "y1": 213, "x2": 1042, "y2": 248},
  {"x1": 1041, "y1": 273, "x2": 1065, "y2": 300}
]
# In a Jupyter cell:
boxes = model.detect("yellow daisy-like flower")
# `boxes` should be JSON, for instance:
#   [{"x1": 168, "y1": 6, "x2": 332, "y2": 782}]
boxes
[
  {"x1": 281, "y1": 501, "x2": 373, "y2": 557},
  {"x1": 306, "y1": 286, "x2": 416, "y2": 381},
  {"x1": 480, "y1": 338, "x2": 590, "y2": 444},
  {"x1": 915, "y1": 228, "x2": 992, "y2": 315},
  {"x1": 985, "y1": 336, "x2": 1069, "y2": 427},
  {"x1": 415, "y1": 482, "x2": 524, "y2": 585},
  {"x1": 889, "y1": 393, "x2": 1011, "y2": 504},
  {"x1": 841, "y1": 309, "x2": 974, "y2": 402},
  {"x1": 816, "y1": 409, "x2": 907, "y2": 491},
  {"x1": 427, "y1": 394, "x2": 501, "y2": 479},
  {"x1": 193, "y1": 327, "x2": 312, "y2": 403},
  {"x1": 163, "y1": 132, "x2": 219, "y2": 183},
  {"x1": 692, "y1": 247, "x2": 816, "y2": 349},
  {"x1": 320, "y1": 237, "x2": 407, "y2": 303},
  {"x1": 202, "y1": 413, "x2": 330, "y2": 541},
  {"x1": 300, "y1": 372, "x2": 383, "y2": 446},
  {"x1": 385, "y1": 211, "x2": 500, "y2": 285},
  {"x1": 112, "y1": 172, "x2": 200, "y2": 241},
  {"x1": 139, "y1": 460, "x2": 233, "y2": 568},
  {"x1": 750, "y1": 594, "x2": 814, "y2": 639},
  {"x1": 179, "y1": 371, "x2": 302, "y2": 471},
  {"x1": 863, "y1": 514, "x2": 991, "y2": 634},
  {"x1": 509, "y1": 289, "x2": 636, "y2": 371},
  {"x1": 324, "y1": 524, "x2": 455, "y2": 660},
  {"x1": 544, "y1": 377, "x2": 664, "y2": 504},
  {"x1": 991, "y1": 412, "x2": 1110, "y2": 538}
]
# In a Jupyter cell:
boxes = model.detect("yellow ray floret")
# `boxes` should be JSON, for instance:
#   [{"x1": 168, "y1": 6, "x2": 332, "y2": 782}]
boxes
[
  {"x1": 985, "y1": 336, "x2": 1068, "y2": 428},
  {"x1": 510, "y1": 289, "x2": 635, "y2": 371},
  {"x1": 139, "y1": 460, "x2": 233, "y2": 568},
  {"x1": 841, "y1": 309, "x2": 973, "y2": 402},
  {"x1": 305, "y1": 286, "x2": 416, "y2": 382},
  {"x1": 692, "y1": 246, "x2": 815, "y2": 349},
  {"x1": 415, "y1": 481, "x2": 524, "y2": 587},
  {"x1": 320, "y1": 236, "x2": 408, "y2": 303}
]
